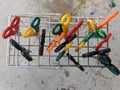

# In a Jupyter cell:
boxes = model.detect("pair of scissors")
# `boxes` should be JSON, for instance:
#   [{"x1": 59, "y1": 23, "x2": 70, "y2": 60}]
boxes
[
  {"x1": 52, "y1": 14, "x2": 71, "y2": 35},
  {"x1": 47, "y1": 14, "x2": 71, "y2": 52},
  {"x1": 75, "y1": 28, "x2": 107, "y2": 52},
  {"x1": 10, "y1": 39, "x2": 33, "y2": 61},
  {"x1": 95, "y1": 33, "x2": 112, "y2": 50},
  {"x1": 66, "y1": 53, "x2": 85, "y2": 71},
  {"x1": 22, "y1": 17, "x2": 40, "y2": 38},
  {"x1": 2, "y1": 16, "x2": 20, "y2": 39},
  {"x1": 56, "y1": 41, "x2": 73, "y2": 62}
]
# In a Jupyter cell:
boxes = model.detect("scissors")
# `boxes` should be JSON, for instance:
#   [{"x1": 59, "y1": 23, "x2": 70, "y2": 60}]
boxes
[
  {"x1": 52, "y1": 14, "x2": 71, "y2": 35},
  {"x1": 56, "y1": 41, "x2": 73, "y2": 62},
  {"x1": 75, "y1": 29, "x2": 107, "y2": 52},
  {"x1": 10, "y1": 39, "x2": 33, "y2": 61},
  {"x1": 2, "y1": 16, "x2": 20, "y2": 39},
  {"x1": 98, "y1": 55, "x2": 119, "y2": 75},
  {"x1": 47, "y1": 14, "x2": 71, "y2": 52},
  {"x1": 66, "y1": 53, "x2": 85, "y2": 71},
  {"x1": 39, "y1": 29, "x2": 46, "y2": 56},
  {"x1": 22, "y1": 17, "x2": 40, "y2": 38}
]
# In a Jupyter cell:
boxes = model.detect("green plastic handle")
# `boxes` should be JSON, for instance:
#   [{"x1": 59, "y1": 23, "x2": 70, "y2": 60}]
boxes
[
  {"x1": 94, "y1": 29, "x2": 107, "y2": 39},
  {"x1": 30, "y1": 17, "x2": 40, "y2": 33},
  {"x1": 107, "y1": 64, "x2": 120, "y2": 76},
  {"x1": 52, "y1": 23, "x2": 63, "y2": 35},
  {"x1": 56, "y1": 51, "x2": 65, "y2": 61}
]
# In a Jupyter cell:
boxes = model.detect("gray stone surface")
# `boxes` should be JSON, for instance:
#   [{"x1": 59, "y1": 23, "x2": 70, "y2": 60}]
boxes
[{"x1": 0, "y1": 0, "x2": 120, "y2": 90}]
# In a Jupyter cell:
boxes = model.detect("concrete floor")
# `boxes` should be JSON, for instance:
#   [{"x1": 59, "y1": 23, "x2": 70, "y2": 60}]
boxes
[{"x1": 0, "y1": 0, "x2": 120, "y2": 90}]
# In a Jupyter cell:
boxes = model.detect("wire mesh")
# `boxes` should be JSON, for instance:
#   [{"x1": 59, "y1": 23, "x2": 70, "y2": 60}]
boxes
[{"x1": 6, "y1": 13, "x2": 109, "y2": 68}]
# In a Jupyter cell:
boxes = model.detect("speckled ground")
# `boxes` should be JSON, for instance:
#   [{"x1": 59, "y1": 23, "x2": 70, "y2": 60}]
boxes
[{"x1": 0, "y1": 0, "x2": 120, "y2": 90}]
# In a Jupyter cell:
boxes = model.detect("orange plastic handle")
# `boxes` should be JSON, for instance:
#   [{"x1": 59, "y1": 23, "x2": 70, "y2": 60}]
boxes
[
  {"x1": 47, "y1": 32, "x2": 65, "y2": 52},
  {"x1": 98, "y1": 10, "x2": 119, "y2": 28}
]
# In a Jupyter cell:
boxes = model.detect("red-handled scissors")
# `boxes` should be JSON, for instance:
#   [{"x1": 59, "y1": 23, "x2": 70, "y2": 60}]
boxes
[
  {"x1": 95, "y1": 33, "x2": 112, "y2": 50},
  {"x1": 65, "y1": 20, "x2": 83, "y2": 40},
  {"x1": 2, "y1": 16, "x2": 20, "y2": 39}
]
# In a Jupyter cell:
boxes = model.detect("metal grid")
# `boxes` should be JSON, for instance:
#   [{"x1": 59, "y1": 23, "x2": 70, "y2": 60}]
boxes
[{"x1": 6, "y1": 13, "x2": 109, "y2": 68}]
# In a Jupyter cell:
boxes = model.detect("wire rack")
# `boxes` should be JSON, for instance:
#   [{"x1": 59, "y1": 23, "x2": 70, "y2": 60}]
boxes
[{"x1": 6, "y1": 13, "x2": 109, "y2": 68}]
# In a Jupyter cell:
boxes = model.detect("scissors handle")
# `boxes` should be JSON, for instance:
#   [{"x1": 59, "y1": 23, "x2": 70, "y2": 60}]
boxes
[
  {"x1": 30, "y1": 17, "x2": 40, "y2": 33},
  {"x1": 52, "y1": 23, "x2": 63, "y2": 35},
  {"x1": 10, "y1": 39, "x2": 23, "y2": 51},
  {"x1": 95, "y1": 33, "x2": 112, "y2": 50},
  {"x1": 10, "y1": 39, "x2": 33, "y2": 61},
  {"x1": 82, "y1": 48, "x2": 111, "y2": 57},
  {"x1": 65, "y1": 20, "x2": 83, "y2": 40},
  {"x1": 21, "y1": 50, "x2": 33, "y2": 61},
  {"x1": 39, "y1": 29, "x2": 46, "y2": 56},
  {"x1": 61, "y1": 14, "x2": 71, "y2": 33},
  {"x1": 98, "y1": 54, "x2": 111, "y2": 65},
  {"x1": 94, "y1": 29, "x2": 107, "y2": 39},
  {"x1": 107, "y1": 64, "x2": 120, "y2": 76},
  {"x1": 87, "y1": 19, "x2": 97, "y2": 32},
  {"x1": 10, "y1": 16, "x2": 20, "y2": 28},
  {"x1": 2, "y1": 16, "x2": 20, "y2": 39},
  {"x1": 54, "y1": 34, "x2": 76, "y2": 52},
  {"x1": 66, "y1": 53, "x2": 85, "y2": 71}
]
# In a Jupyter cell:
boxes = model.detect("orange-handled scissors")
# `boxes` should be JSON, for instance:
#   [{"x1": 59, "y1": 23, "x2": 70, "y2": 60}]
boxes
[{"x1": 98, "y1": 10, "x2": 119, "y2": 28}]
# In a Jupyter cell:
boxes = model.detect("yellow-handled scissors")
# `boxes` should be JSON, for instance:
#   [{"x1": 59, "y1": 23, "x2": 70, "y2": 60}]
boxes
[
  {"x1": 22, "y1": 17, "x2": 40, "y2": 38},
  {"x1": 87, "y1": 19, "x2": 97, "y2": 33},
  {"x1": 60, "y1": 14, "x2": 71, "y2": 34}
]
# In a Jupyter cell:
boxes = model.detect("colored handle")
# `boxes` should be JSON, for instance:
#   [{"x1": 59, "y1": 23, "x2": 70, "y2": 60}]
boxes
[
  {"x1": 10, "y1": 16, "x2": 20, "y2": 28},
  {"x1": 21, "y1": 50, "x2": 33, "y2": 61},
  {"x1": 98, "y1": 10, "x2": 119, "y2": 28},
  {"x1": 52, "y1": 23, "x2": 63, "y2": 35},
  {"x1": 61, "y1": 14, "x2": 71, "y2": 33},
  {"x1": 54, "y1": 34, "x2": 76, "y2": 52},
  {"x1": 63, "y1": 41, "x2": 73, "y2": 51},
  {"x1": 2, "y1": 16, "x2": 20, "y2": 39},
  {"x1": 107, "y1": 64, "x2": 120, "y2": 76},
  {"x1": 66, "y1": 53, "x2": 85, "y2": 71},
  {"x1": 39, "y1": 29, "x2": 46, "y2": 56},
  {"x1": 56, "y1": 41, "x2": 73, "y2": 62},
  {"x1": 10, "y1": 39, "x2": 33, "y2": 61},
  {"x1": 47, "y1": 32, "x2": 65, "y2": 52},
  {"x1": 65, "y1": 20, "x2": 83, "y2": 40},
  {"x1": 84, "y1": 31, "x2": 94, "y2": 42},
  {"x1": 30, "y1": 17, "x2": 40, "y2": 33},
  {"x1": 82, "y1": 51, "x2": 98, "y2": 57},
  {"x1": 94, "y1": 29, "x2": 107, "y2": 39},
  {"x1": 75, "y1": 41, "x2": 86, "y2": 52},
  {"x1": 10, "y1": 39, "x2": 23, "y2": 51},
  {"x1": 56, "y1": 51, "x2": 66, "y2": 62},
  {"x1": 82, "y1": 48, "x2": 111, "y2": 57},
  {"x1": 95, "y1": 33, "x2": 112, "y2": 50},
  {"x1": 22, "y1": 26, "x2": 36, "y2": 38},
  {"x1": 87, "y1": 19, "x2": 97, "y2": 32},
  {"x1": 98, "y1": 54, "x2": 111, "y2": 65}
]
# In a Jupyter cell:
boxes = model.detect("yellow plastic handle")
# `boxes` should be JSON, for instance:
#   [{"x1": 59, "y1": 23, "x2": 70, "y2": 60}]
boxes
[
  {"x1": 64, "y1": 41, "x2": 73, "y2": 51},
  {"x1": 75, "y1": 41, "x2": 86, "y2": 52},
  {"x1": 22, "y1": 26, "x2": 36, "y2": 38},
  {"x1": 87, "y1": 19, "x2": 97, "y2": 33},
  {"x1": 60, "y1": 14, "x2": 71, "y2": 34}
]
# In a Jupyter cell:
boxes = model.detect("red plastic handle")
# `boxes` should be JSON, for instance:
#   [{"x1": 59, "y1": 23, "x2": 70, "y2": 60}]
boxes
[
  {"x1": 95, "y1": 33, "x2": 112, "y2": 50},
  {"x1": 65, "y1": 20, "x2": 83, "y2": 40},
  {"x1": 2, "y1": 16, "x2": 20, "y2": 39}
]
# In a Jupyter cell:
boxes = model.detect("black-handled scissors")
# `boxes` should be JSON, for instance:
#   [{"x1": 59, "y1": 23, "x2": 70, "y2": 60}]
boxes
[
  {"x1": 10, "y1": 39, "x2": 33, "y2": 61},
  {"x1": 66, "y1": 53, "x2": 85, "y2": 71}
]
